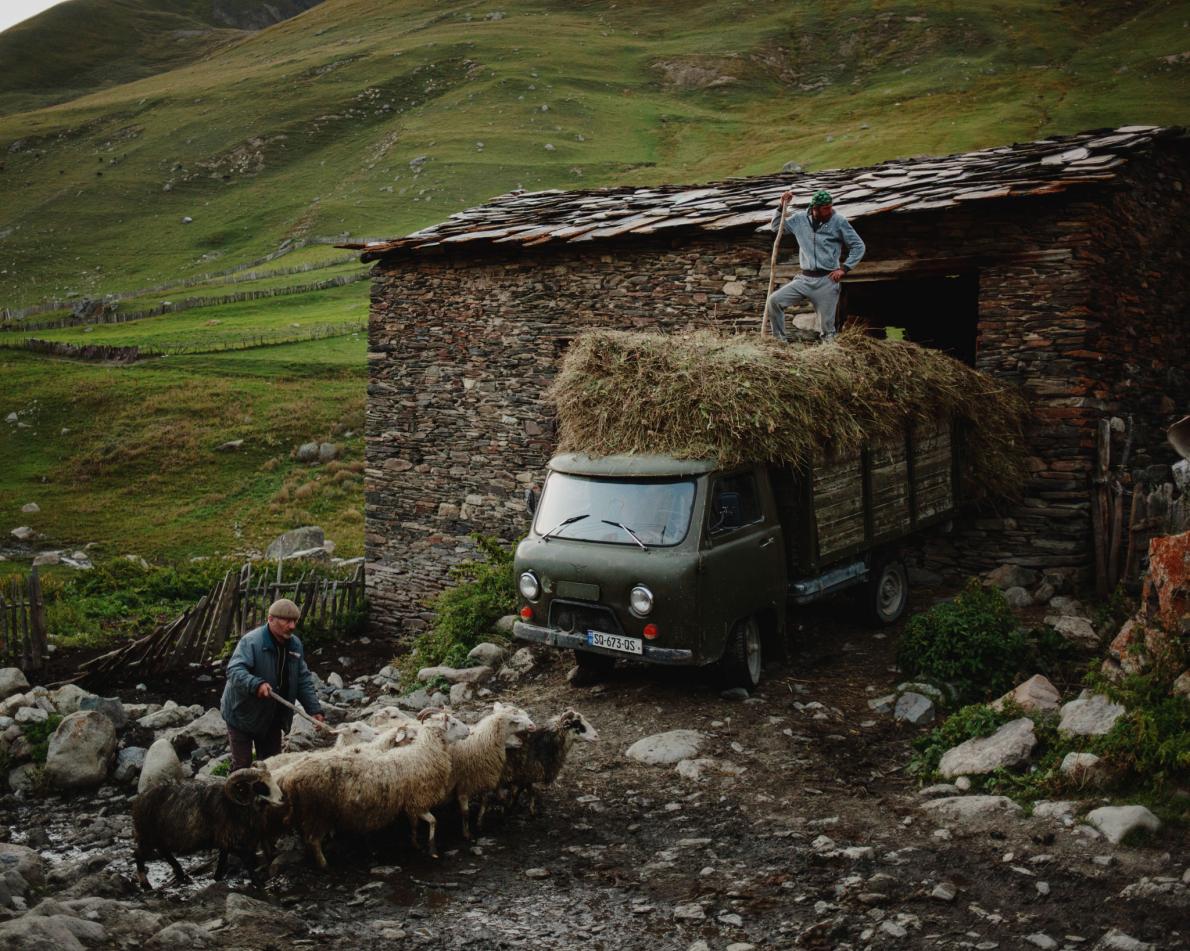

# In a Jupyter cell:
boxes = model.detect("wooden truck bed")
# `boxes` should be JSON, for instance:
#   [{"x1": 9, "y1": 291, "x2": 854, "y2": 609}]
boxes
[{"x1": 772, "y1": 417, "x2": 960, "y2": 576}]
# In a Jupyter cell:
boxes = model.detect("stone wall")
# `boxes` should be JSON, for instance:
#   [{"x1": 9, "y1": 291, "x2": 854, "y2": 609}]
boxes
[{"x1": 366, "y1": 147, "x2": 1190, "y2": 634}]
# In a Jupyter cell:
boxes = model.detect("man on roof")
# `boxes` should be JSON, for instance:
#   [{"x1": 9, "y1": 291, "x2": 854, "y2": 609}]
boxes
[{"x1": 765, "y1": 189, "x2": 865, "y2": 343}]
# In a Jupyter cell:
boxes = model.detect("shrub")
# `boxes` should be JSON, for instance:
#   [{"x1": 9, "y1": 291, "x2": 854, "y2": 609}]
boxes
[
  {"x1": 22, "y1": 714, "x2": 64, "y2": 764},
  {"x1": 209, "y1": 759, "x2": 231, "y2": 777},
  {"x1": 896, "y1": 580, "x2": 1028, "y2": 703},
  {"x1": 400, "y1": 535, "x2": 516, "y2": 681},
  {"x1": 1090, "y1": 670, "x2": 1190, "y2": 793}
]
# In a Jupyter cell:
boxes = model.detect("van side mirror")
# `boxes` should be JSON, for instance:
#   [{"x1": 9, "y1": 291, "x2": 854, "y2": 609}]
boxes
[{"x1": 524, "y1": 486, "x2": 540, "y2": 517}]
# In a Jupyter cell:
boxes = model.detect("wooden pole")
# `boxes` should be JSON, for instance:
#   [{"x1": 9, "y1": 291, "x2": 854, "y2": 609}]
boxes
[
  {"x1": 761, "y1": 198, "x2": 789, "y2": 337},
  {"x1": 1092, "y1": 419, "x2": 1111, "y2": 597},
  {"x1": 28, "y1": 567, "x2": 47, "y2": 671}
]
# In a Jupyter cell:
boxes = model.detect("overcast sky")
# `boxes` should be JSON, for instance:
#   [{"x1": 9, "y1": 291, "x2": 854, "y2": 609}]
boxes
[{"x1": 0, "y1": 0, "x2": 70, "y2": 35}]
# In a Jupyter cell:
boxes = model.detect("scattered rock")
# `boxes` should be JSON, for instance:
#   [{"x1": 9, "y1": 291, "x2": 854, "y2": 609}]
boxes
[
  {"x1": 215, "y1": 439, "x2": 244, "y2": 452},
  {"x1": 138, "y1": 737, "x2": 185, "y2": 793},
  {"x1": 1026, "y1": 934, "x2": 1058, "y2": 950},
  {"x1": 938, "y1": 718, "x2": 1036, "y2": 778},
  {"x1": 43, "y1": 711, "x2": 118, "y2": 789},
  {"x1": 1060, "y1": 752, "x2": 1109, "y2": 786},
  {"x1": 1084, "y1": 805, "x2": 1160, "y2": 845},
  {"x1": 991, "y1": 674, "x2": 1061, "y2": 713},
  {"x1": 626, "y1": 730, "x2": 703, "y2": 766},
  {"x1": 78, "y1": 695, "x2": 126, "y2": 730},
  {"x1": 10, "y1": 526, "x2": 35, "y2": 542},
  {"x1": 894, "y1": 691, "x2": 935, "y2": 725},
  {"x1": 985, "y1": 564, "x2": 1039, "y2": 589},
  {"x1": 449, "y1": 682, "x2": 476, "y2": 705},
  {"x1": 148, "y1": 921, "x2": 214, "y2": 947},
  {"x1": 113, "y1": 746, "x2": 147, "y2": 784},
  {"x1": 720, "y1": 687, "x2": 749, "y2": 701},
  {"x1": 467, "y1": 643, "x2": 507, "y2": 668},
  {"x1": 1004, "y1": 586, "x2": 1033, "y2": 608},
  {"x1": 225, "y1": 891, "x2": 305, "y2": 932},
  {"x1": 417, "y1": 665, "x2": 493, "y2": 685},
  {"x1": 494, "y1": 615, "x2": 517, "y2": 635},
  {"x1": 1094, "y1": 929, "x2": 1155, "y2": 951},
  {"x1": 318, "y1": 442, "x2": 338, "y2": 462},
  {"x1": 176, "y1": 708, "x2": 226, "y2": 748},
  {"x1": 265, "y1": 526, "x2": 324, "y2": 560},
  {"x1": 673, "y1": 903, "x2": 705, "y2": 921},
  {"x1": 20, "y1": 503, "x2": 39, "y2": 514},
  {"x1": 931, "y1": 882, "x2": 957, "y2": 901},
  {"x1": 867, "y1": 694, "x2": 896, "y2": 714},
  {"x1": 1059, "y1": 693, "x2": 1126, "y2": 737},
  {"x1": 1032, "y1": 800, "x2": 1077, "y2": 820},
  {"x1": 920, "y1": 795, "x2": 1023, "y2": 821},
  {"x1": 296, "y1": 442, "x2": 320, "y2": 462},
  {"x1": 50, "y1": 684, "x2": 90, "y2": 715},
  {"x1": 0, "y1": 668, "x2": 30, "y2": 700},
  {"x1": 137, "y1": 700, "x2": 201, "y2": 730},
  {"x1": 675, "y1": 758, "x2": 745, "y2": 782},
  {"x1": 1047, "y1": 615, "x2": 1100, "y2": 649},
  {"x1": 31, "y1": 551, "x2": 60, "y2": 567}
]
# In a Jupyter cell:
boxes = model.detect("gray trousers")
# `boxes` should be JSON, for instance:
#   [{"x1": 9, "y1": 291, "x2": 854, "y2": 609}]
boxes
[{"x1": 765, "y1": 274, "x2": 841, "y2": 341}]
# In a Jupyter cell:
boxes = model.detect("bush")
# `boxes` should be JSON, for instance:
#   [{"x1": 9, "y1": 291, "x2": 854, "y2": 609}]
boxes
[
  {"x1": 209, "y1": 759, "x2": 231, "y2": 777},
  {"x1": 400, "y1": 535, "x2": 516, "y2": 682},
  {"x1": 1090, "y1": 668, "x2": 1190, "y2": 794},
  {"x1": 22, "y1": 714, "x2": 64, "y2": 764},
  {"x1": 896, "y1": 580, "x2": 1028, "y2": 704}
]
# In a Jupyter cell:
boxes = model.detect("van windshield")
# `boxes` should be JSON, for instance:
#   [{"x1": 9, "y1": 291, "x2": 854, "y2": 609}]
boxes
[{"x1": 535, "y1": 473, "x2": 696, "y2": 547}]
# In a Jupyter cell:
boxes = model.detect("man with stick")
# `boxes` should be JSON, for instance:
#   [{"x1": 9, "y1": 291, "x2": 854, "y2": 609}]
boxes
[
  {"x1": 765, "y1": 189, "x2": 865, "y2": 342},
  {"x1": 221, "y1": 598, "x2": 325, "y2": 770}
]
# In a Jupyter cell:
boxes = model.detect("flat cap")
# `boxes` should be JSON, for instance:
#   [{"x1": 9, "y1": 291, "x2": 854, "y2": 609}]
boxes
[{"x1": 268, "y1": 598, "x2": 300, "y2": 620}]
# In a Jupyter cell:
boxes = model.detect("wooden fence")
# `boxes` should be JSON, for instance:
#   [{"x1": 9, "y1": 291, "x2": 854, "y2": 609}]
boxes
[
  {"x1": 0, "y1": 569, "x2": 48, "y2": 673},
  {"x1": 79, "y1": 561, "x2": 365, "y2": 684}
]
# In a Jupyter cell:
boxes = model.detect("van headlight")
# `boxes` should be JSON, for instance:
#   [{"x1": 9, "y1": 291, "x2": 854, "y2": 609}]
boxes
[
  {"x1": 629, "y1": 584, "x2": 654, "y2": 617},
  {"x1": 518, "y1": 571, "x2": 540, "y2": 602}
]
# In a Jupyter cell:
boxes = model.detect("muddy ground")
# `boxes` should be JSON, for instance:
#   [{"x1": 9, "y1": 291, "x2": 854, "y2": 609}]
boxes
[{"x1": 3, "y1": 603, "x2": 1187, "y2": 950}]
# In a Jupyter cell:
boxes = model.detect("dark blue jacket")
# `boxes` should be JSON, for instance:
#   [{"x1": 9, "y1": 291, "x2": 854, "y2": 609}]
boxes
[{"x1": 219, "y1": 623, "x2": 322, "y2": 736}]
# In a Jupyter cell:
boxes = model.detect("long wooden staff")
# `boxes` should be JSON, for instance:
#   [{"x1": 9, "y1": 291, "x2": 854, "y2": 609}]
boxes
[
  {"x1": 762, "y1": 198, "x2": 790, "y2": 336},
  {"x1": 269, "y1": 691, "x2": 335, "y2": 733}
]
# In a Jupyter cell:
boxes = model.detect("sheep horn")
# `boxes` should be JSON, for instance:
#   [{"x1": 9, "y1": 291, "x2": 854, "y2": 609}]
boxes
[
  {"x1": 416, "y1": 707, "x2": 444, "y2": 722},
  {"x1": 224, "y1": 768, "x2": 264, "y2": 806}
]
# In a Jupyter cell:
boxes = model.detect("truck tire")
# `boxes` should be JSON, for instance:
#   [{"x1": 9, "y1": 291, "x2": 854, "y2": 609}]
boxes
[
  {"x1": 865, "y1": 556, "x2": 908, "y2": 625},
  {"x1": 719, "y1": 616, "x2": 762, "y2": 690}
]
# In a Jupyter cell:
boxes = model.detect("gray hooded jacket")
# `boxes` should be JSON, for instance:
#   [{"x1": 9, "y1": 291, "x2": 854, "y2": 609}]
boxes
[{"x1": 770, "y1": 206, "x2": 866, "y2": 274}]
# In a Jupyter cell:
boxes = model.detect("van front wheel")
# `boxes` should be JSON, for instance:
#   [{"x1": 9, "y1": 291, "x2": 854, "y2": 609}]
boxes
[{"x1": 719, "y1": 616, "x2": 762, "y2": 690}]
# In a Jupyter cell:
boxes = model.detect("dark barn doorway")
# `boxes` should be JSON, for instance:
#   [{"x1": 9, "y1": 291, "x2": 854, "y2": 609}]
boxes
[{"x1": 840, "y1": 272, "x2": 979, "y2": 365}]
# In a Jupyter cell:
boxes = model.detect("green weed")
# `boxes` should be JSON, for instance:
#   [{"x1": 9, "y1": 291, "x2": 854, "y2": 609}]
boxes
[{"x1": 22, "y1": 714, "x2": 64, "y2": 764}]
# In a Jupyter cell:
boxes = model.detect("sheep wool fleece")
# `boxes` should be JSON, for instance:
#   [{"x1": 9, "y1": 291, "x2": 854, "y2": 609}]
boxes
[{"x1": 221, "y1": 624, "x2": 322, "y2": 738}]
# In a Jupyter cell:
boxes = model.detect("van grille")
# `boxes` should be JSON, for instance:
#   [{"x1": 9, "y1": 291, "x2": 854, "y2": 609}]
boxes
[{"x1": 549, "y1": 599, "x2": 624, "y2": 636}]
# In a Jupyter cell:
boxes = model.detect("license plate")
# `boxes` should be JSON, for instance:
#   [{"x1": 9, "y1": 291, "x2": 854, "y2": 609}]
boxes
[{"x1": 586, "y1": 630, "x2": 642, "y2": 655}]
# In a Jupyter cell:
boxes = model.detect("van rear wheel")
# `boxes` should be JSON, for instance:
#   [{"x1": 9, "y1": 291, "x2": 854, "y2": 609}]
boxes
[
  {"x1": 719, "y1": 616, "x2": 762, "y2": 690},
  {"x1": 865, "y1": 556, "x2": 908, "y2": 625}
]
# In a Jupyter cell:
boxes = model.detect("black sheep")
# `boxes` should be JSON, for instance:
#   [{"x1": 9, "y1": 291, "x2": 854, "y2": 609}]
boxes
[
  {"x1": 132, "y1": 766, "x2": 283, "y2": 888},
  {"x1": 499, "y1": 709, "x2": 599, "y2": 815}
]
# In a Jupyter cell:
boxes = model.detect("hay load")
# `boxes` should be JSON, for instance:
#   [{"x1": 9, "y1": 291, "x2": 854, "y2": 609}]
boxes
[{"x1": 547, "y1": 327, "x2": 1029, "y2": 500}]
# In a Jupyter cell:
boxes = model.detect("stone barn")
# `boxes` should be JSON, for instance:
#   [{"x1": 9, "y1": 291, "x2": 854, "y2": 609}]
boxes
[{"x1": 355, "y1": 125, "x2": 1188, "y2": 634}]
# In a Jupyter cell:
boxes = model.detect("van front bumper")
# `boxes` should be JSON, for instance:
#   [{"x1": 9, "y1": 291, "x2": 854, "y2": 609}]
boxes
[{"x1": 513, "y1": 621, "x2": 696, "y2": 665}]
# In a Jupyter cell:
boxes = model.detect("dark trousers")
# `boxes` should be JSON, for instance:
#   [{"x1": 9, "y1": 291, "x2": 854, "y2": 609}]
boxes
[{"x1": 227, "y1": 724, "x2": 283, "y2": 772}]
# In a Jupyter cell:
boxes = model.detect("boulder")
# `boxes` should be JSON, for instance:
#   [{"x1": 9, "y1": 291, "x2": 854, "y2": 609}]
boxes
[
  {"x1": 991, "y1": 674, "x2": 1061, "y2": 713},
  {"x1": 1173, "y1": 670, "x2": 1190, "y2": 698},
  {"x1": 1003, "y1": 586, "x2": 1033, "y2": 609},
  {"x1": 985, "y1": 564, "x2": 1039, "y2": 590},
  {"x1": 938, "y1": 718, "x2": 1036, "y2": 778},
  {"x1": 264, "y1": 525, "x2": 324, "y2": 560},
  {"x1": 10, "y1": 526, "x2": 34, "y2": 542},
  {"x1": 920, "y1": 795, "x2": 1023, "y2": 821},
  {"x1": 225, "y1": 891, "x2": 304, "y2": 932},
  {"x1": 0, "y1": 668, "x2": 30, "y2": 700},
  {"x1": 148, "y1": 921, "x2": 215, "y2": 948},
  {"x1": 494, "y1": 614, "x2": 518, "y2": 635},
  {"x1": 467, "y1": 643, "x2": 508, "y2": 668},
  {"x1": 43, "y1": 711, "x2": 118, "y2": 789},
  {"x1": 50, "y1": 684, "x2": 91, "y2": 716},
  {"x1": 626, "y1": 730, "x2": 703, "y2": 765},
  {"x1": 0, "y1": 842, "x2": 44, "y2": 887},
  {"x1": 20, "y1": 502, "x2": 39, "y2": 514},
  {"x1": 1143, "y1": 530, "x2": 1189, "y2": 631},
  {"x1": 1084, "y1": 804, "x2": 1160, "y2": 845},
  {"x1": 449, "y1": 682, "x2": 476, "y2": 705},
  {"x1": 1060, "y1": 752, "x2": 1109, "y2": 787},
  {"x1": 8, "y1": 762, "x2": 41, "y2": 792},
  {"x1": 0, "y1": 914, "x2": 104, "y2": 951},
  {"x1": 894, "y1": 692, "x2": 935, "y2": 726},
  {"x1": 318, "y1": 442, "x2": 338, "y2": 462},
  {"x1": 113, "y1": 747, "x2": 147, "y2": 784},
  {"x1": 138, "y1": 737, "x2": 185, "y2": 793},
  {"x1": 1059, "y1": 693, "x2": 1126, "y2": 737},
  {"x1": 282, "y1": 546, "x2": 329, "y2": 562},
  {"x1": 175, "y1": 708, "x2": 226, "y2": 748},
  {"x1": 78, "y1": 696, "x2": 126, "y2": 730},
  {"x1": 31, "y1": 551, "x2": 61, "y2": 567},
  {"x1": 296, "y1": 442, "x2": 320, "y2": 463},
  {"x1": 1031, "y1": 800, "x2": 1077, "y2": 821},
  {"x1": 1094, "y1": 929, "x2": 1155, "y2": 951},
  {"x1": 1049, "y1": 595, "x2": 1088, "y2": 618},
  {"x1": 137, "y1": 701, "x2": 201, "y2": 731},
  {"x1": 1046, "y1": 615, "x2": 1100, "y2": 649},
  {"x1": 416, "y1": 665, "x2": 493, "y2": 685}
]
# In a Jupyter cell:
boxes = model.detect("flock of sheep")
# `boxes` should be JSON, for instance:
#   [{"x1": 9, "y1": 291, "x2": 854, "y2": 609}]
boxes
[{"x1": 131, "y1": 703, "x2": 599, "y2": 888}]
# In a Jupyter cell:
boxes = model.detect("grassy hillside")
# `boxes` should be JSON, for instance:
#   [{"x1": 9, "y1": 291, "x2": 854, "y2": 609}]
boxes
[
  {"x1": 1, "y1": 0, "x2": 1186, "y2": 308},
  {"x1": 0, "y1": 0, "x2": 326, "y2": 114},
  {"x1": 0, "y1": 0, "x2": 1186, "y2": 565}
]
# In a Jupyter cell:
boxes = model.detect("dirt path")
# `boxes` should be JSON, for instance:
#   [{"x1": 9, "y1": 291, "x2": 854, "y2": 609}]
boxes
[{"x1": 4, "y1": 608, "x2": 1186, "y2": 950}]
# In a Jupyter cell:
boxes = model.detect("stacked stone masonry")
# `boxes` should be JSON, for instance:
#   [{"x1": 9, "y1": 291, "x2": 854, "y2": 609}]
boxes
[{"x1": 366, "y1": 147, "x2": 1190, "y2": 635}]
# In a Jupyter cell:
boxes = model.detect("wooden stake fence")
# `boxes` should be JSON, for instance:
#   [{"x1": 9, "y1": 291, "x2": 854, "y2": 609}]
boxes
[
  {"x1": 79, "y1": 561, "x2": 365, "y2": 685},
  {"x1": 0, "y1": 567, "x2": 49, "y2": 672}
]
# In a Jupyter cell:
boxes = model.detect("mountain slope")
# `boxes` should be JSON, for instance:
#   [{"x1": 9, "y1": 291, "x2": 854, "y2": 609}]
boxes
[
  {"x1": 0, "y1": 0, "x2": 326, "y2": 114},
  {"x1": 0, "y1": 0, "x2": 1186, "y2": 307}
]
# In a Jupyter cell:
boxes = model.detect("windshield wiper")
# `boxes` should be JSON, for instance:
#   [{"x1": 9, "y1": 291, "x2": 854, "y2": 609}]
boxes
[
  {"x1": 542, "y1": 513, "x2": 588, "y2": 541},
  {"x1": 601, "y1": 520, "x2": 648, "y2": 551}
]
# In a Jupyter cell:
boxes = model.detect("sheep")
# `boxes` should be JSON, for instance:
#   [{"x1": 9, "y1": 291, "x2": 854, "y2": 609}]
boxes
[
  {"x1": 444, "y1": 702, "x2": 536, "y2": 839},
  {"x1": 278, "y1": 709, "x2": 470, "y2": 867},
  {"x1": 132, "y1": 765, "x2": 282, "y2": 889},
  {"x1": 499, "y1": 709, "x2": 599, "y2": 816}
]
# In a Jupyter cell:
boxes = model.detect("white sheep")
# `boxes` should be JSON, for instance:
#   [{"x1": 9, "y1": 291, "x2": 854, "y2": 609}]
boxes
[
  {"x1": 444, "y1": 702, "x2": 536, "y2": 839},
  {"x1": 278, "y1": 709, "x2": 470, "y2": 867},
  {"x1": 499, "y1": 709, "x2": 599, "y2": 815}
]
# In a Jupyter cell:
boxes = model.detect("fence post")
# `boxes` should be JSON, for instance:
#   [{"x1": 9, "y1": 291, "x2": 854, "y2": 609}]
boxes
[{"x1": 28, "y1": 567, "x2": 47, "y2": 671}]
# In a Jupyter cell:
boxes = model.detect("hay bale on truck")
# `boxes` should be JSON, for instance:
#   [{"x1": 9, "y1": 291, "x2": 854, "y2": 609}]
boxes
[{"x1": 513, "y1": 328, "x2": 1028, "y2": 688}]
